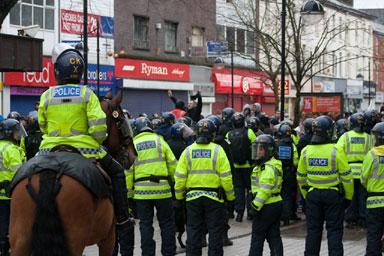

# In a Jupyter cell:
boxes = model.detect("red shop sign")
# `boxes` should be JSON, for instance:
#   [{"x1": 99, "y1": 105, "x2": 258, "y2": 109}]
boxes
[
  {"x1": 4, "y1": 57, "x2": 55, "y2": 87},
  {"x1": 302, "y1": 96, "x2": 341, "y2": 113},
  {"x1": 212, "y1": 69, "x2": 263, "y2": 95},
  {"x1": 61, "y1": 9, "x2": 101, "y2": 36},
  {"x1": 115, "y1": 58, "x2": 190, "y2": 82}
]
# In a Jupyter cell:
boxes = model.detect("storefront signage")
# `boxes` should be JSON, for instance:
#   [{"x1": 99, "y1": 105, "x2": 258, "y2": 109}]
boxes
[
  {"x1": 115, "y1": 58, "x2": 190, "y2": 82},
  {"x1": 84, "y1": 64, "x2": 115, "y2": 96},
  {"x1": 61, "y1": 9, "x2": 114, "y2": 38},
  {"x1": 302, "y1": 95, "x2": 342, "y2": 113},
  {"x1": 4, "y1": 57, "x2": 55, "y2": 87},
  {"x1": 212, "y1": 69, "x2": 264, "y2": 95}
]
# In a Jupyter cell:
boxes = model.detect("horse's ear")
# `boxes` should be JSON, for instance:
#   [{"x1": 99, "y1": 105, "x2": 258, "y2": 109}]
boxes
[
  {"x1": 105, "y1": 90, "x2": 113, "y2": 100},
  {"x1": 112, "y1": 89, "x2": 122, "y2": 105}
]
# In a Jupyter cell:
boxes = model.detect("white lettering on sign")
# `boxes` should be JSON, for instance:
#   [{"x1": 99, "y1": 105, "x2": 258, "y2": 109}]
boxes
[
  {"x1": 141, "y1": 63, "x2": 168, "y2": 76},
  {"x1": 122, "y1": 65, "x2": 135, "y2": 71},
  {"x1": 53, "y1": 86, "x2": 81, "y2": 97},
  {"x1": 88, "y1": 70, "x2": 108, "y2": 81},
  {"x1": 23, "y1": 62, "x2": 51, "y2": 84},
  {"x1": 171, "y1": 69, "x2": 185, "y2": 77}
]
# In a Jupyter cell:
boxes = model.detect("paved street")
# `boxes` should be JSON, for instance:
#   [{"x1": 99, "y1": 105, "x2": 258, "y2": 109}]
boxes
[{"x1": 83, "y1": 215, "x2": 368, "y2": 255}]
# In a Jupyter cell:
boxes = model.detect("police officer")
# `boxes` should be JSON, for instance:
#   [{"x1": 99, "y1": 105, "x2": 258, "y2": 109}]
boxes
[
  {"x1": 361, "y1": 122, "x2": 384, "y2": 256},
  {"x1": 249, "y1": 134, "x2": 283, "y2": 256},
  {"x1": 337, "y1": 112, "x2": 373, "y2": 228},
  {"x1": 336, "y1": 118, "x2": 348, "y2": 139},
  {"x1": 246, "y1": 116, "x2": 263, "y2": 136},
  {"x1": 126, "y1": 117, "x2": 177, "y2": 255},
  {"x1": 174, "y1": 119, "x2": 235, "y2": 256},
  {"x1": 155, "y1": 112, "x2": 176, "y2": 141},
  {"x1": 227, "y1": 112, "x2": 257, "y2": 222},
  {"x1": 297, "y1": 118, "x2": 314, "y2": 157},
  {"x1": 297, "y1": 115, "x2": 353, "y2": 256},
  {"x1": 0, "y1": 119, "x2": 26, "y2": 255},
  {"x1": 277, "y1": 122, "x2": 299, "y2": 225},
  {"x1": 218, "y1": 107, "x2": 235, "y2": 139},
  {"x1": 38, "y1": 44, "x2": 131, "y2": 238}
]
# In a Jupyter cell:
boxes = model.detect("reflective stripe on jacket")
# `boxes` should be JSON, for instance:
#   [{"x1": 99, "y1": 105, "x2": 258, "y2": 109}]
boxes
[
  {"x1": 297, "y1": 143, "x2": 353, "y2": 200},
  {"x1": 251, "y1": 157, "x2": 283, "y2": 211},
  {"x1": 0, "y1": 140, "x2": 25, "y2": 200},
  {"x1": 174, "y1": 142, "x2": 235, "y2": 203},
  {"x1": 38, "y1": 84, "x2": 107, "y2": 159},
  {"x1": 127, "y1": 132, "x2": 177, "y2": 200}
]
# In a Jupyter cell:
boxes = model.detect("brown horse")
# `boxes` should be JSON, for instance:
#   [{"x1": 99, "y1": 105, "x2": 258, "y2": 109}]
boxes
[{"x1": 9, "y1": 89, "x2": 136, "y2": 256}]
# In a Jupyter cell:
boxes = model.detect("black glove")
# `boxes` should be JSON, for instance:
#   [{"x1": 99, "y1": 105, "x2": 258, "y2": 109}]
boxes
[{"x1": 343, "y1": 199, "x2": 351, "y2": 209}]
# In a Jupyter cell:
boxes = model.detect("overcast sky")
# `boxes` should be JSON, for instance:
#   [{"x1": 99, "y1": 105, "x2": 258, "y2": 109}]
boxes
[{"x1": 354, "y1": 0, "x2": 384, "y2": 9}]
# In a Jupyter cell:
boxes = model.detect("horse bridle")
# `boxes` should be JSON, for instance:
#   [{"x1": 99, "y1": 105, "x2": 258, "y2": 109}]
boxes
[{"x1": 103, "y1": 98, "x2": 132, "y2": 142}]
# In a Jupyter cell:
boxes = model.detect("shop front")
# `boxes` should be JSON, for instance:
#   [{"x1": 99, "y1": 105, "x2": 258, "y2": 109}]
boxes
[
  {"x1": 211, "y1": 67, "x2": 275, "y2": 115},
  {"x1": 115, "y1": 58, "x2": 194, "y2": 116}
]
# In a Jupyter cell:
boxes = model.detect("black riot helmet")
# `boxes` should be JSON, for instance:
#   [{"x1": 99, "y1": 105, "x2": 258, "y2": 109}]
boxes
[
  {"x1": 196, "y1": 119, "x2": 216, "y2": 144},
  {"x1": 311, "y1": 115, "x2": 336, "y2": 144},
  {"x1": 251, "y1": 134, "x2": 276, "y2": 164},
  {"x1": 231, "y1": 112, "x2": 245, "y2": 129},
  {"x1": 221, "y1": 107, "x2": 235, "y2": 124},
  {"x1": 364, "y1": 110, "x2": 380, "y2": 134},
  {"x1": 336, "y1": 118, "x2": 348, "y2": 138},
  {"x1": 52, "y1": 44, "x2": 84, "y2": 85},
  {"x1": 349, "y1": 112, "x2": 365, "y2": 133},
  {"x1": 151, "y1": 118, "x2": 163, "y2": 130},
  {"x1": 134, "y1": 117, "x2": 153, "y2": 134},
  {"x1": 7, "y1": 111, "x2": 22, "y2": 122},
  {"x1": 0, "y1": 119, "x2": 27, "y2": 142},
  {"x1": 162, "y1": 112, "x2": 176, "y2": 127},
  {"x1": 277, "y1": 122, "x2": 293, "y2": 143},
  {"x1": 246, "y1": 116, "x2": 261, "y2": 132},
  {"x1": 207, "y1": 115, "x2": 222, "y2": 132},
  {"x1": 371, "y1": 122, "x2": 384, "y2": 146},
  {"x1": 303, "y1": 118, "x2": 314, "y2": 135}
]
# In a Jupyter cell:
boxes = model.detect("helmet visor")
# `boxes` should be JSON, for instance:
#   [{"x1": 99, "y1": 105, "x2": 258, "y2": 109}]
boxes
[
  {"x1": 15, "y1": 123, "x2": 28, "y2": 141},
  {"x1": 252, "y1": 142, "x2": 267, "y2": 161}
]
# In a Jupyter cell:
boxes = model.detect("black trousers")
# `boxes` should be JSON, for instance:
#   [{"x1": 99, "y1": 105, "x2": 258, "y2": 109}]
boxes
[
  {"x1": 0, "y1": 200, "x2": 10, "y2": 253},
  {"x1": 305, "y1": 189, "x2": 344, "y2": 256},
  {"x1": 136, "y1": 199, "x2": 176, "y2": 256},
  {"x1": 281, "y1": 167, "x2": 297, "y2": 221},
  {"x1": 186, "y1": 197, "x2": 225, "y2": 256},
  {"x1": 233, "y1": 168, "x2": 252, "y2": 215},
  {"x1": 249, "y1": 201, "x2": 283, "y2": 256},
  {"x1": 366, "y1": 207, "x2": 384, "y2": 256},
  {"x1": 345, "y1": 179, "x2": 366, "y2": 225}
]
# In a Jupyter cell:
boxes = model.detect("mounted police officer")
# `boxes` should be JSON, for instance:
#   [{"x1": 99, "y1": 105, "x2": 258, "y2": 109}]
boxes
[
  {"x1": 126, "y1": 117, "x2": 177, "y2": 256},
  {"x1": 37, "y1": 43, "x2": 131, "y2": 239},
  {"x1": 337, "y1": 112, "x2": 373, "y2": 228},
  {"x1": 361, "y1": 122, "x2": 384, "y2": 255},
  {"x1": 297, "y1": 115, "x2": 353, "y2": 256},
  {"x1": 0, "y1": 119, "x2": 26, "y2": 255},
  {"x1": 174, "y1": 118, "x2": 235, "y2": 256}
]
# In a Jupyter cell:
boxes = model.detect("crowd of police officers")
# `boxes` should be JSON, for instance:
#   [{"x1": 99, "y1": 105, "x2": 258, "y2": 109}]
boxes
[{"x1": 1, "y1": 43, "x2": 384, "y2": 256}]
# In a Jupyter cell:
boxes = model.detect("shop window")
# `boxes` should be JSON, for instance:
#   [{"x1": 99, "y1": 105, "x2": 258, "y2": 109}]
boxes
[
  {"x1": 191, "y1": 27, "x2": 204, "y2": 47},
  {"x1": 247, "y1": 31, "x2": 255, "y2": 55},
  {"x1": 165, "y1": 21, "x2": 178, "y2": 52},
  {"x1": 134, "y1": 16, "x2": 150, "y2": 49},
  {"x1": 10, "y1": 0, "x2": 54, "y2": 30}
]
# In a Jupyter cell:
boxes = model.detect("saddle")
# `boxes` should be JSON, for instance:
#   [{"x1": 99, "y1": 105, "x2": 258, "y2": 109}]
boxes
[{"x1": 10, "y1": 145, "x2": 111, "y2": 198}]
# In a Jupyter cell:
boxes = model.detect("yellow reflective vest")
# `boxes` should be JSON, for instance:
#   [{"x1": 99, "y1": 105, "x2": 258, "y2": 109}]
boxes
[
  {"x1": 174, "y1": 142, "x2": 235, "y2": 203},
  {"x1": 361, "y1": 146, "x2": 384, "y2": 208},
  {"x1": 297, "y1": 143, "x2": 353, "y2": 200},
  {"x1": 0, "y1": 140, "x2": 26, "y2": 200},
  {"x1": 126, "y1": 132, "x2": 177, "y2": 200},
  {"x1": 38, "y1": 84, "x2": 107, "y2": 159},
  {"x1": 337, "y1": 130, "x2": 373, "y2": 179},
  {"x1": 251, "y1": 157, "x2": 283, "y2": 211}
]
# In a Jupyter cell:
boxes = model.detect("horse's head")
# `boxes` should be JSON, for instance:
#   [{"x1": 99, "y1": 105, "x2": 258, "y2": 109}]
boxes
[{"x1": 100, "y1": 90, "x2": 136, "y2": 167}]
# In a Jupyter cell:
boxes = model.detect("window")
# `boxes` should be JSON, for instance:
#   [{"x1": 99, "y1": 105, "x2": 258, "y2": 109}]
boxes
[
  {"x1": 236, "y1": 28, "x2": 245, "y2": 53},
  {"x1": 247, "y1": 31, "x2": 255, "y2": 54},
  {"x1": 191, "y1": 27, "x2": 204, "y2": 47},
  {"x1": 226, "y1": 26, "x2": 235, "y2": 50},
  {"x1": 134, "y1": 16, "x2": 149, "y2": 49},
  {"x1": 165, "y1": 21, "x2": 178, "y2": 52},
  {"x1": 9, "y1": 0, "x2": 54, "y2": 30}
]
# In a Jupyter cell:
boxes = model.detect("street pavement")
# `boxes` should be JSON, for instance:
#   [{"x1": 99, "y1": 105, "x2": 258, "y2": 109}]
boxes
[{"x1": 83, "y1": 214, "x2": 368, "y2": 255}]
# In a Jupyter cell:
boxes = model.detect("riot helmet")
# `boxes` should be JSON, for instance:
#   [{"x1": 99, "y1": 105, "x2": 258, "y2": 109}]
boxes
[
  {"x1": 221, "y1": 107, "x2": 235, "y2": 124},
  {"x1": 251, "y1": 134, "x2": 276, "y2": 164},
  {"x1": 349, "y1": 112, "x2": 365, "y2": 133},
  {"x1": 231, "y1": 112, "x2": 245, "y2": 129},
  {"x1": 0, "y1": 119, "x2": 27, "y2": 142},
  {"x1": 336, "y1": 118, "x2": 348, "y2": 138},
  {"x1": 277, "y1": 122, "x2": 293, "y2": 143},
  {"x1": 52, "y1": 43, "x2": 84, "y2": 85},
  {"x1": 247, "y1": 116, "x2": 261, "y2": 132},
  {"x1": 151, "y1": 118, "x2": 163, "y2": 130},
  {"x1": 371, "y1": 122, "x2": 384, "y2": 146},
  {"x1": 196, "y1": 119, "x2": 216, "y2": 144},
  {"x1": 134, "y1": 117, "x2": 153, "y2": 134},
  {"x1": 303, "y1": 118, "x2": 314, "y2": 135},
  {"x1": 7, "y1": 111, "x2": 22, "y2": 122},
  {"x1": 364, "y1": 110, "x2": 380, "y2": 134},
  {"x1": 170, "y1": 123, "x2": 193, "y2": 140},
  {"x1": 311, "y1": 115, "x2": 336, "y2": 144},
  {"x1": 162, "y1": 112, "x2": 176, "y2": 126},
  {"x1": 207, "y1": 115, "x2": 222, "y2": 132}
]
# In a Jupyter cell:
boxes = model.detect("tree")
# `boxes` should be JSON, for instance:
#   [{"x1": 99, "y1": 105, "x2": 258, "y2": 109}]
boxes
[
  {"x1": 0, "y1": 0, "x2": 18, "y2": 29},
  {"x1": 224, "y1": 0, "x2": 371, "y2": 125}
]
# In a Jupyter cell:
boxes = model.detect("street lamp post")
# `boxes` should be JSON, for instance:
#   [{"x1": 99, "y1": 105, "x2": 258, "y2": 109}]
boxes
[
  {"x1": 83, "y1": 0, "x2": 88, "y2": 85},
  {"x1": 231, "y1": 45, "x2": 234, "y2": 109},
  {"x1": 280, "y1": 0, "x2": 287, "y2": 121}
]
